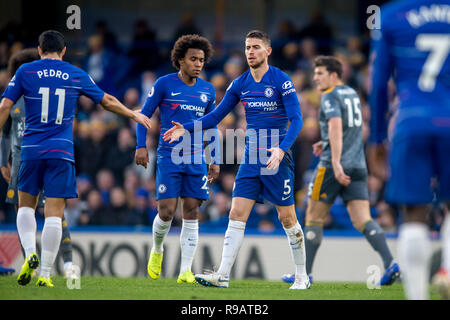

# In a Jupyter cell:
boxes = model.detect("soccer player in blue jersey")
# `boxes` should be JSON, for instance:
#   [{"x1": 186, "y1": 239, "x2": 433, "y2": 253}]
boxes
[
  {"x1": 369, "y1": 0, "x2": 450, "y2": 299},
  {"x1": 0, "y1": 48, "x2": 79, "y2": 281},
  {"x1": 135, "y1": 34, "x2": 220, "y2": 284},
  {"x1": 0, "y1": 30, "x2": 152, "y2": 287},
  {"x1": 164, "y1": 30, "x2": 309, "y2": 289}
]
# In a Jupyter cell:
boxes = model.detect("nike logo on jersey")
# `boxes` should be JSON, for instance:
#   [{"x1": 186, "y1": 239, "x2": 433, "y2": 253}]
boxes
[
  {"x1": 171, "y1": 92, "x2": 181, "y2": 96},
  {"x1": 282, "y1": 195, "x2": 291, "y2": 201},
  {"x1": 241, "y1": 91, "x2": 250, "y2": 95}
]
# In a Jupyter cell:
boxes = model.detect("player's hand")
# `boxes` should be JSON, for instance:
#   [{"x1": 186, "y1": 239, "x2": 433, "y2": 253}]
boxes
[
  {"x1": 135, "y1": 148, "x2": 149, "y2": 168},
  {"x1": 312, "y1": 141, "x2": 323, "y2": 157},
  {"x1": 266, "y1": 147, "x2": 285, "y2": 170},
  {"x1": 208, "y1": 164, "x2": 220, "y2": 184},
  {"x1": 132, "y1": 111, "x2": 152, "y2": 130},
  {"x1": 367, "y1": 143, "x2": 387, "y2": 181},
  {"x1": 332, "y1": 161, "x2": 351, "y2": 187},
  {"x1": 0, "y1": 165, "x2": 10, "y2": 184},
  {"x1": 163, "y1": 121, "x2": 185, "y2": 143}
]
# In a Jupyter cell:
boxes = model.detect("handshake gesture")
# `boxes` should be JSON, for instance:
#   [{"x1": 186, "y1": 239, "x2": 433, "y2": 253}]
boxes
[{"x1": 163, "y1": 121, "x2": 186, "y2": 143}]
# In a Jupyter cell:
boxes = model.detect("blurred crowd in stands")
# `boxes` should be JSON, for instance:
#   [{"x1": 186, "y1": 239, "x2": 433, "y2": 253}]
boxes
[{"x1": 0, "y1": 13, "x2": 447, "y2": 236}]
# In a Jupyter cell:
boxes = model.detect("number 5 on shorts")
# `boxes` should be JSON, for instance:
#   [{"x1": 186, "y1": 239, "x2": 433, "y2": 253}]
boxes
[{"x1": 284, "y1": 179, "x2": 291, "y2": 195}]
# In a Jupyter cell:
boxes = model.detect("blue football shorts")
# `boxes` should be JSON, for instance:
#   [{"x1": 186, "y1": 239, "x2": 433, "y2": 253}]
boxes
[
  {"x1": 18, "y1": 159, "x2": 77, "y2": 199},
  {"x1": 232, "y1": 158, "x2": 295, "y2": 206},
  {"x1": 386, "y1": 132, "x2": 450, "y2": 204},
  {"x1": 155, "y1": 162, "x2": 209, "y2": 201}
]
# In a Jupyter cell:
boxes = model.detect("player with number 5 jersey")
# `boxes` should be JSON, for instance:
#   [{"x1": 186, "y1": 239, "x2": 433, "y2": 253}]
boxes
[
  {"x1": 164, "y1": 30, "x2": 309, "y2": 290},
  {"x1": 0, "y1": 30, "x2": 151, "y2": 288}
]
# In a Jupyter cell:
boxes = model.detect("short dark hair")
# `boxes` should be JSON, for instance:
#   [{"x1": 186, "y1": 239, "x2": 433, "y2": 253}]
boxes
[
  {"x1": 171, "y1": 34, "x2": 213, "y2": 70},
  {"x1": 38, "y1": 30, "x2": 65, "y2": 54},
  {"x1": 245, "y1": 30, "x2": 271, "y2": 46},
  {"x1": 8, "y1": 48, "x2": 40, "y2": 77},
  {"x1": 313, "y1": 55, "x2": 343, "y2": 79}
]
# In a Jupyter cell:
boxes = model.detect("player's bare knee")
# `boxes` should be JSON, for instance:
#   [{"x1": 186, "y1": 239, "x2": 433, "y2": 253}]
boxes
[
  {"x1": 158, "y1": 203, "x2": 177, "y2": 221},
  {"x1": 305, "y1": 201, "x2": 327, "y2": 224},
  {"x1": 278, "y1": 213, "x2": 296, "y2": 228},
  {"x1": 229, "y1": 207, "x2": 247, "y2": 222},
  {"x1": 183, "y1": 205, "x2": 199, "y2": 220},
  {"x1": 351, "y1": 218, "x2": 365, "y2": 232}
]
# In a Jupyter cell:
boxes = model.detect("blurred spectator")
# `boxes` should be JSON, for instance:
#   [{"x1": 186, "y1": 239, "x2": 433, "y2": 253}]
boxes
[
  {"x1": 108, "y1": 187, "x2": 131, "y2": 225},
  {"x1": 202, "y1": 191, "x2": 231, "y2": 224},
  {"x1": 84, "y1": 34, "x2": 117, "y2": 95},
  {"x1": 223, "y1": 54, "x2": 246, "y2": 83},
  {"x1": 172, "y1": 13, "x2": 202, "y2": 42},
  {"x1": 247, "y1": 204, "x2": 278, "y2": 230},
  {"x1": 297, "y1": 11, "x2": 333, "y2": 54},
  {"x1": 123, "y1": 168, "x2": 140, "y2": 209},
  {"x1": 0, "y1": 41, "x2": 9, "y2": 70},
  {"x1": 128, "y1": 19, "x2": 161, "y2": 78},
  {"x1": 76, "y1": 95, "x2": 96, "y2": 122},
  {"x1": 277, "y1": 42, "x2": 300, "y2": 73},
  {"x1": 210, "y1": 72, "x2": 228, "y2": 104},
  {"x1": 77, "y1": 120, "x2": 110, "y2": 179},
  {"x1": 64, "y1": 197, "x2": 87, "y2": 227},
  {"x1": 96, "y1": 169, "x2": 115, "y2": 206},
  {"x1": 94, "y1": 20, "x2": 120, "y2": 54},
  {"x1": 123, "y1": 87, "x2": 140, "y2": 109},
  {"x1": 80, "y1": 189, "x2": 105, "y2": 225},
  {"x1": 105, "y1": 127, "x2": 135, "y2": 185},
  {"x1": 125, "y1": 188, "x2": 156, "y2": 226},
  {"x1": 297, "y1": 38, "x2": 317, "y2": 73},
  {"x1": 272, "y1": 20, "x2": 298, "y2": 66},
  {"x1": 76, "y1": 173, "x2": 94, "y2": 202}
]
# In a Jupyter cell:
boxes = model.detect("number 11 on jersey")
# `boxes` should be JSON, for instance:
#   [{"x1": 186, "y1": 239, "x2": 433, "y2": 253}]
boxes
[{"x1": 38, "y1": 87, "x2": 66, "y2": 124}]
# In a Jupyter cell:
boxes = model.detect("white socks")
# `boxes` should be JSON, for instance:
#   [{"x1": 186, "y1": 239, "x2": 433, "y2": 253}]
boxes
[
  {"x1": 398, "y1": 222, "x2": 431, "y2": 300},
  {"x1": 284, "y1": 222, "x2": 307, "y2": 278},
  {"x1": 179, "y1": 219, "x2": 199, "y2": 274},
  {"x1": 152, "y1": 214, "x2": 172, "y2": 254},
  {"x1": 152, "y1": 215, "x2": 200, "y2": 275},
  {"x1": 40, "y1": 217, "x2": 62, "y2": 279},
  {"x1": 217, "y1": 219, "x2": 246, "y2": 276},
  {"x1": 17, "y1": 207, "x2": 36, "y2": 258}
]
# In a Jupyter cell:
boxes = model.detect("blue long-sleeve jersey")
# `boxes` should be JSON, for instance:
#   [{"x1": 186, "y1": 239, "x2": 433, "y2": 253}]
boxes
[
  {"x1": 1, "y1": 58, "x2": 105, "y2": 163},
  {"x1": 136, "y1": 73, "x2": 220, "y2": 164},
  {"x1": 369, "y1": 0, "x2": 450, "y2": 143},
  {"x1": 183, "y1": 65, "x2": 303, "y2": 162}
]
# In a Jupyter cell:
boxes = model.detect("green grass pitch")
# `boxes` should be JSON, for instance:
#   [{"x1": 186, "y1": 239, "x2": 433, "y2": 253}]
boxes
[{"x1": 0, "y1": 276, "x2": 442, "y2": 300}]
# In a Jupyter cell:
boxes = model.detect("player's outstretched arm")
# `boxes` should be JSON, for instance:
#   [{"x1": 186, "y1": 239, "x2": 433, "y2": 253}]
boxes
[
  {"x1": 163, "y1": 121, "x2": 186, "y2": 143},
  {"x1": 100, "y1": 93, "x2": 152, "y2": 130},
  {"x1": 164, "y1": 85, "x2": 240, "y2": 143}
]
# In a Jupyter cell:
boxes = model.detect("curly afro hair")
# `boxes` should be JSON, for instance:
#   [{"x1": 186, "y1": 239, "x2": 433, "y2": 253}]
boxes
[{"x1": 171, "y1": 34, "x2": 213, "y2": 70}]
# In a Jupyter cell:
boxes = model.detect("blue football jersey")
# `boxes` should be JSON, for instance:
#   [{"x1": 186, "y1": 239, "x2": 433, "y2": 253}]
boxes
[
  {"x1": 2, "y1": 58, "x2": 105, "y2": 163},
  {"x1": 136, "y1": 73, "x2": 218, "y2": 163},
  {"x1": 183, "y1": 65, "x2": 303, "y2": 164},
  {"x1": 369, "y1": 0, "x2": 450, "y2": 143}
]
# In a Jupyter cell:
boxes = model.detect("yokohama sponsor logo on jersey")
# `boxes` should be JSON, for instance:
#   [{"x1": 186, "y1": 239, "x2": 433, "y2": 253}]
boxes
[
  {"x1": 245, "y1": 101, "x2": 279, "y2": 108},
  {"x1": 171, "y1": 104, "x2": 205, "y2": 113}
]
